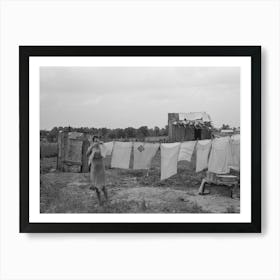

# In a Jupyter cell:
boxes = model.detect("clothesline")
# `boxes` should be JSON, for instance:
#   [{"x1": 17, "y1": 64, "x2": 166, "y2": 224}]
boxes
[
  {"x1": 102, "y1": 136, "x2": 238, "y2": 149},
  {"x1": 99, "y1": 135, "x2": 240, "y2": 181}
]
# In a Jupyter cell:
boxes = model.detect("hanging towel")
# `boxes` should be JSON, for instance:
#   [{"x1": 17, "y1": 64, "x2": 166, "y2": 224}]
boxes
[
  {"x1": 229, "y1": 134, "x2": 240, "y2": 171},
  {"x1": 133, "y1": 142, "x2": 160, "y2": 170},
  {"x1": 111, "y1": 142, "x2": 132, "y2": 169},
  {"x1": 103, "y1": 141, "x2": 114, "y2": 156},
  {"x1": 161, "y1": 143, "x2": 181, "y2": 180},
  {"x1": 196, "y1": 139, "x2": 212, "y2": 172},
  {"x1": 208, "y1": 137, "x2": 231, "y2": 174},
  {"x1": 178, "y1": 141, "x2": 196, "y2": 162}
]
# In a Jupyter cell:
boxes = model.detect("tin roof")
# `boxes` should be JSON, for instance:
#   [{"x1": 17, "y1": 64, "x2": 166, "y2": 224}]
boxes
[{"x1": 178, "y1": 112, "x2": 211, "y2": 122}]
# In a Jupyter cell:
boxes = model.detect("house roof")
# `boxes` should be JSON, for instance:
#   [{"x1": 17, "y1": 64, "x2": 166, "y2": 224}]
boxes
[
  {"x1": 172, "y1": 112, "x2": 212, "y2": 128},
  {"x1": 178, "y1": 112, "x2": 211, "y2": 122},
  {"x1": 221, "y1": 129, "x2": 234, "y2": 133}
]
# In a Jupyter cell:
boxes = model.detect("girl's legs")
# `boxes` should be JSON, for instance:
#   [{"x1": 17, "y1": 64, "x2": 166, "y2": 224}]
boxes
[
  {"x1": 95, "y1": 187, "x2": 102, "y2": 205},
  {"x1": 102, "y1": 186, "x2": 108, "y2": 201},
  {"x1": 90, "y1": 184, "x2": 102, "y2": 205}
]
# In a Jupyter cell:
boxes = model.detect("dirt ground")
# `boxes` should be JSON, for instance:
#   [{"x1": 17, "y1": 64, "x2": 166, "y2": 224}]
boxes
[{"x1": 40, "y1": 152, "x2": 240, "y2": 214}]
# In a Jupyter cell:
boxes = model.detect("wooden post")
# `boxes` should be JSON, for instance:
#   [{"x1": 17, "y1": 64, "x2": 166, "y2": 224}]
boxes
[
  {"x1": 57, "y1": 131, "x2": 66, "y2": 171},
  {"x1": 198, "y1": 179, "x2": 207, "y2": 194},
  {"x1": 81, "y1": 138, "x2": 90, "y2": 173},
  {"x1": 57, "y1": 132, "x2": 62, "y2": 170},
  {"x1": 62, "y1": 132, "x2": 68, "y2": 172}
]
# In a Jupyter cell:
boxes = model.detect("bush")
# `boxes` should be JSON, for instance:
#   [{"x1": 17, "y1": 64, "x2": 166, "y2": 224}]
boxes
[{"x1": 40, "y1": 143, "x2": 58, "y2": 158}]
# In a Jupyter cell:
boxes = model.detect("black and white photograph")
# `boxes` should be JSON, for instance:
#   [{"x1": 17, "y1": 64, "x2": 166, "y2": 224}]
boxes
[{"x1": 40, "y1": 66, "x2": 241, "y2": 214}]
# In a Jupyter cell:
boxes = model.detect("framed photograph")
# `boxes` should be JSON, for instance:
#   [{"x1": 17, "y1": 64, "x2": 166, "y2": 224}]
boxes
[{"x1": 20, "y1": 46, "x2": 261, "y2": 233}]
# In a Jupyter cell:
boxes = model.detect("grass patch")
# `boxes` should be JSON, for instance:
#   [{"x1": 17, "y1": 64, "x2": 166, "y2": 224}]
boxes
[{"x1": 40, "y1": 142, "x2": 58, "y2": 158}]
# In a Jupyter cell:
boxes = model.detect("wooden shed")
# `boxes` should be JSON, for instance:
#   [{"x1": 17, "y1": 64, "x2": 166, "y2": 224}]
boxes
[
  {"x1": 168, "y1": 112, "x2": 212, "y2": 142},
  {"x1": 57, "y1": 131, "x2": 91, "y2": 173}
]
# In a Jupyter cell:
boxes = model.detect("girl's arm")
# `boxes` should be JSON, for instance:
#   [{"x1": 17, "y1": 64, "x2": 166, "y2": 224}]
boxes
[{"x1": 86, "y1": 145, "x2": 93, "y2": 157}]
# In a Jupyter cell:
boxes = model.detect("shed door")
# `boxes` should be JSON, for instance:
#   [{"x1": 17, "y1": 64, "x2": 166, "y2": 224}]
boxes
[{"x1": 65, "y1": 138, "x2": 83, "y2": 165}]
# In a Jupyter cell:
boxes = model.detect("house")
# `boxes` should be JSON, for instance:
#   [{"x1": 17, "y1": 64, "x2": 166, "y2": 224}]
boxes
[
  {"x1": 220, "y1": 129, "x2": 234, "y2": 136},
  {"x1": 234, "y1": 127, "x2": 240, "y2": 133},
  {"x1": 168, "y1": 112, "x2": 212, "y2": 142}
]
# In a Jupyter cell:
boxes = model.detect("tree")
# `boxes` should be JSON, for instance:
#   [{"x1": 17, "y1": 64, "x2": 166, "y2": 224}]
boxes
[
  {"x1": 47, "y1": 127, "x2": 58, "y2": 142},
  {"x1": 108, "y1": 130, "x2": 116, "y2": 139},
  {"x1": 154, "y1": 126, "x2": 160, "y2": 136},
  {"x1": 159, "y1": 125, "x2": 168, "y2": 136},
  {"x1": 40, "y1": 130, "x2": 48, "y2": 138},
  {"x1": 100, "y1": 127, "x2": 108, "y2": 138},
  {"x1": 221, "y1": 124, "x2": 230, "y2": 130},
  {"x1": 124, "y1": 127, "x2": 136, "y2": 138},
  {"x1": 148, "y1": 128, "x2": 154, "y2": 137},
  {"x1": 115, "y1": 128, "x2": 125, "y2": 139},
  {"x1": 137, "y1": 126, "x2": 149, "y2": 138},
  {"x1": 89, "y1": 127, "x2": 98, "y2": 135}
]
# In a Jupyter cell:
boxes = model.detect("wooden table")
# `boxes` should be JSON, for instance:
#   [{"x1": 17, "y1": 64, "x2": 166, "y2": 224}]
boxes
[{"x1": 198, "y1": 172, "x2": 239, "y2": 198}]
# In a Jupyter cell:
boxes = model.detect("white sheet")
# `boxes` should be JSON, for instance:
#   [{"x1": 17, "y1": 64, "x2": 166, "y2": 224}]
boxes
[
  {"x1": 229, "y1": 134, "x2": 240, "y2": 171},
  {"x1": 196, "y1": 139, "x2": 212, "y2": 172},
  {"x1": 133, "y1": 142, "x2": 159, "y2": 170},
  {"x1": 160, "y1": 143, "x2": 181, "y2": 180},
  {"x1": 208, "y1": 137, "x2": 231, "y2": 174},
  {"x1": 103, "y1": 141, "x2": 114, "y2": 156},
  {"x1": 111, "y1": 142, "x2": 132, "y2": 169},
  {"x1": 178, "y1": 141, "x2": 196, "y2": 162}
]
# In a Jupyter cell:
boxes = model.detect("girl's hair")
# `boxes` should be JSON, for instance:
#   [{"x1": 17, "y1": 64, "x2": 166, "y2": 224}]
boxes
[{"x1": 92, "y1": 135, "x2": 99, "y2": 142}]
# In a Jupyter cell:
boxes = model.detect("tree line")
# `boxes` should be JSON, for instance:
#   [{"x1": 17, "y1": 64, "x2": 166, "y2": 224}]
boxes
[
  {"x1": 40, "y1": 126, "x2": 169, "y2": 143},
  {"x1": 40, "y1": 124, "x2": 239, "y2": 143}
]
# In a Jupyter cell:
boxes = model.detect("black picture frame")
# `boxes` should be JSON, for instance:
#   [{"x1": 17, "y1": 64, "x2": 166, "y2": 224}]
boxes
[{"x1": 20, "y1": 46, "x2": 261, "y2": 233}]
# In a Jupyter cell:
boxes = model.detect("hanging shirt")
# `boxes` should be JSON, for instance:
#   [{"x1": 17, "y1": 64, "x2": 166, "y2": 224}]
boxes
[
  {"x1": 178, "y1": 141, "x2": 196, "y2": 162},
  {"x1": 229, "y1": 134, "x2": 240, "y2": 171},
  {"x1": 103, "y1": 141, "x2": 114, "y2": 156},
  {"x1": 208, "y1": 137, "x2": 231, "y2": 174},
  {"x1": 160, "y1": 143, "x2": 181, "y2": 180},
  {"x1": 133, "y1": 142, "x2": 160, "y2": 170},
  {"x1": 196, "y1": 139, "x2": 212, "y2": 172},
  {"x1": 111, "y1": 142, "x2": 132, "y2": 169}
]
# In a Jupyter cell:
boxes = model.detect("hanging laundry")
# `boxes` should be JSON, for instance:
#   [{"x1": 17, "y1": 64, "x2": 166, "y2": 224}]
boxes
[
  {"x1": 133, "y1": 142, "x2": 160, "y2": 170},
  {"x1": 160, "y1": 143, "x2": 181, "y2": 180},
  {"x1": 100, "y1": 143, "x2": 107, "y2": 158},
  {"x1": 208, "y1": 137, "x2": 231, "y2": 174},
  {"x1": 111, "y1": 142, "x2": 132, "y2": 169},
  {"x1": 196, "y1": 139, "x2": 212, "y2": 172},
  {"x1": 229, "y1": 134, "x2": 240, "y2": 171},
  {"x1": 103, "y1": 141, "x2": 114, "y2": 156},
  {"x1": 178, "y1": 141, "x2": 196, "y2": 162}
]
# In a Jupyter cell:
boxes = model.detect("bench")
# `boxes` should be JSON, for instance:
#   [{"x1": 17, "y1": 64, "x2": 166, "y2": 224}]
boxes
[{"x1": 198, "y1": 172, "x2": 239, "y2": 198}]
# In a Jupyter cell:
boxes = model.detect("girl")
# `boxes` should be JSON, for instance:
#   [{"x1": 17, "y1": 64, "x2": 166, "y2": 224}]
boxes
[{"x1": 86, "y1": 136, "x2": 107, "y2": 205}]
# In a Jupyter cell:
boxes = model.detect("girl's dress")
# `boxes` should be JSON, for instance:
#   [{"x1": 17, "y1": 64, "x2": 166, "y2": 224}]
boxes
[{"x1": 88, "y1": 143, "x2": 105, "y2": 190}]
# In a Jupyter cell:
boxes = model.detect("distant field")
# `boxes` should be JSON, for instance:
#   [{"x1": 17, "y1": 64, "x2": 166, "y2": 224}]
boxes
[
  {"x1": 40, "y1": 151, "x2": 240, "y2": 214},
  {"x1": 40, "y1": 142, "x2": 58, "y2": 158}
]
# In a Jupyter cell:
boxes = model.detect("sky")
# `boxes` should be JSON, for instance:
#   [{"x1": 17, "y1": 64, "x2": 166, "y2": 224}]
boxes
[{"x1": 40, "y1": 67, "x2": 240, "y2": 130}]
